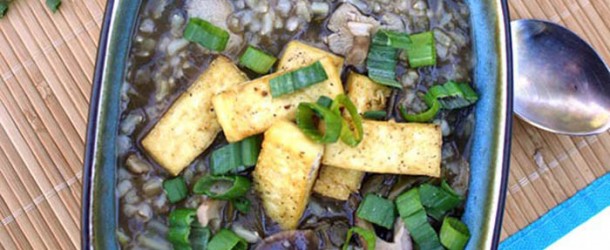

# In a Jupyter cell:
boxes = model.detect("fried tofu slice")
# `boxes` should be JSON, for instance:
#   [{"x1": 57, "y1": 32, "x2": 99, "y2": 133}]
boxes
[
  {"x1": 142, "y1": 56, "x2": 248, "y2": 175},
  {"x1": 313, "y1": 166, "x2": 365, "y2": 200},
  {"x1": 213, "y1": 57, "x2": 344, "y2": 142},
  {"x1": 345, "y1": 72, "x2": 392, "y2": 113},
  {"x1": 253, "y1": 121, "x2": 324, "y2": 229},
  {"x1": 313, "y1": 73, "x2": 392, "y2": 200},
  {"x1": 323, "y1": 121, "x2": 442, "y2": 177},
  {"x1": 277, "y1": 40, "x2": 344, "y2": 75}
]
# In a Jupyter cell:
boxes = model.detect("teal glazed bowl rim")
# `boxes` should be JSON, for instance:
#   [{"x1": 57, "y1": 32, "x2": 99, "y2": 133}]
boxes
[{"x1": 82, "y1": 1, "x2": 513, "y2": 249}]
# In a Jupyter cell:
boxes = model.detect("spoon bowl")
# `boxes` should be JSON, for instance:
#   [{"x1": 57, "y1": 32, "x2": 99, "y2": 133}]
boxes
[{"x1": 512, "y1": 19, "x2": 610, "y2": 135}]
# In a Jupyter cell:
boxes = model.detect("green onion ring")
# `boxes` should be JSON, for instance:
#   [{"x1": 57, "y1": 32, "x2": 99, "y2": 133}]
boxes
[
  {"x1": 331, "y1": 94, "x2": 364, "y2": 147},
  {"x1": 192, "y1": 175, "x2": 251, "y2": 200},
  {"x1": 296, "y1": 102, "x2": 343, "y2": 144}
]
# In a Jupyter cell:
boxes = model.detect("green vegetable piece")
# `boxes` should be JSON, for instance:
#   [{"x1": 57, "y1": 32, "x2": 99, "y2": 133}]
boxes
[
  {"x1": 190, "y1": 224, "x2": 212, "y2": 250},
  {"x1": 362, "y1": 110, "x2": 387, "y2": 120},
  {"x1": 193, "y1": 175, "x2": 251, "y2": 200},
  {"x1": 163, "y1": 176, "x2": 188, "y2": 203},
  {"x1": 269, "y1": 61, "x2": 328, "y2": 98},
  {"x1": 168, "y1": 209, "x2": 197, "y2": 247},
  {"x1": 232, "y1": 197, "x2": 251, "y2": 214},
  {"x1": 440, "y1": 217, "x2": 471, "y2": 250},
  {"x1": 295, "y1": 102, "x2": 343, "y2": 144},
  {"x1": 396, "y1": 188, "x2": 443, "y2": 250},
  {"x1": 207, "y1": 229, "x2": 248, "y2": 250},
  {"x1": 239, "y1": 46, "x2": 277, "y2": 74},
  {"x1": 399, "y1": 94, "x2": 441, "y2": 123},
  {"x1": 210, "y1": 135, "x2": 262, "y2": 175},
  {"x1": 46, "y1": 0, "x2": 61, "y2": 13},
  {"x1": 210, "y1": 143, "x2": 243, "y2": 175},
  {"x1": 367, "y1": 33, "x2": 402, "y2": 89},
  {"x1": 184, "y1": 18, "x2": 230, "y2": 51},
  {"x1": 331, "y1": 94, "x2": 364, "y2": 147},
  {"x1": 240, "y1": 135, "x2": 262, "y2": 167},
  {"x1": 419, "y1": 183, "x2": 463, "y2": 220},
  {"x1": 356, "y1": 194, "x2": 396, "y2": 229},
  {"x1": 342, "y1": 227, "x2": 376, "y2": 250},
  {"x1": 405, "y1": 31, "x2": 436, "y2": 68},
  {"x1": 316, "y1": 95, "x2": 333, "y2": 109},
  {"x1": 428, "y1": 81, "x2": 479, "y2": 109}
]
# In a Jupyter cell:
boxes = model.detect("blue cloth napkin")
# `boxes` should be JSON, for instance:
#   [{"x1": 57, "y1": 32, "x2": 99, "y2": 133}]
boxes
[{"x1": 500, "y1": 173, "x2": 610, "y2": 250}]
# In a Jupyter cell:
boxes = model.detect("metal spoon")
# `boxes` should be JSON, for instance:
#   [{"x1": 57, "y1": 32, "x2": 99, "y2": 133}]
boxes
[{"x1": 512, "y1": 19, "x2": 610, "y2": 135}]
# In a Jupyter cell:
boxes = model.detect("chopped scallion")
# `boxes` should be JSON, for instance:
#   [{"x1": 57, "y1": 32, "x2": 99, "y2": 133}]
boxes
[
  {"x1": 428, "y1": 81, "x2": 479, "y2": 109},
  {"x1": 232, "y1": 197, "x2": 251, "y2": 214},
  {"x1": 163, "y1": 176, "x2": 188, "y2": 203},
  {"x1": 331, "y1": 94, "x2": 364, "y2": 147},
  {"x1": 356, "y1": 194, "x2": 396, "y2": 229},
  {"x1": 210, "y1": 135, "x2": 262, "y2": 175},
  {"x1": 396, "y1": 188, "x2": 443, "y2": 249},
  {"x1": 375, "y1": 30, "x2": 412, "y2": 49},
  {"x1": 210, "y1": 143, "x2": 243, "y2": 175},
  {"x1": 240, "y1": 135, "x2": 262, "y2": 167},
  {"x1": 367, "y1": 32, "x2": 402, "y2": 88},
  {"x1": 405, "y1": 31, "x2": 436, "y2": 68},
  {"x1": 399, "y1": 94, "x2": 441, "y2": 123},
  {"x1": 207, "y1": 229, "x2": 248, "y2": 250},
  {"x1": 239, "y1": 46, "x2": 277, "y2": 74},
  {"x1": 184, "y1": 18, "x2": 230, "y2": 52},
  {"x1": 440, "y1": 217, "x2": 471, "y2": 250},
  {"x1": 190, "y1": 224, "x2": 212, "y2": 250},
  {"x1": 192, "y1": 175, "x2": 251, "y2": 200},
  {"x1": 316, "y1": 95, "x2": 334, "y2": 109},
  {"x1": 419, "y1": 183, "x2": 463, "y2": 221},
  {"x1": 269, "y1": 61, "x2": 328, "y2": 98},
  {"x1": 296, "y1": 102, "x2": 343, "y2": 144},
  {"x1": 363, "y1": 110, "x2": 387, "y2": 120},
  {"x1": 46, "y1": 0, "x2": 61, "y2": 13},
  {"x1": 342, "y1": 227, "x2": 376, "y2": 250},
  {"x1": 168, "y1": 209, "x2": 199, "y2": 248}
]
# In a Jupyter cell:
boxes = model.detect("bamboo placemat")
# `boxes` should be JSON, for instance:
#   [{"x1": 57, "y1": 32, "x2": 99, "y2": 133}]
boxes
[{"x1": 0, "y1": 0, "x2": 607, "y2": 248}]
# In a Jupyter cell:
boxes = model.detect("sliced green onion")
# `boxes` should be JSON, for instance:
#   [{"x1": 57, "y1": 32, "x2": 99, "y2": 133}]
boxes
[
  {"x1": 232, "y1": 197, "x2": 251, "y2": 214},
  {"x1": 210, "y1": 143, "x2": 243, "y2": 175},
  {"x1": 240, "y1": 135, "x2": 262, "y2": 167},
  {"x1": 316, "y1": 95, "x2": 333, "y2": 109},
  {"x1": 295, "y1": 102, "x2": 343, "y2": 144},
  {"x1": 356, "y1": 194, "x2": 396, "y2": 229},
  {"x1": 207, "y1": 229, "x2": 248, "y2": 250},
  {"x1": 163, "y1": 176, "x2": 188, "y2": 203},
  {"x1": 399, "y1": 93, "x2": 441, "y2": 123},
  {"x1": 168, "y1": 209, "x2": 197, "y2": 246},
  {"x1": 419, "y1": 183, "x2": 463, "y2": 221},
  {"x1": 190, "y1": 224, "x2": 212, "y2": 250},
  {"x1": 374, "y1": 30, "x2": 412, "y2": 49},
  {"x1": 366, "y1": 42, "x2": 402, "y2": 88},
  {"x1": 405, "y1": 31, "x2": 436, "y2": 68},
  {"x1": 184, "y1": 18, "x2": 230, "y2": 52},
  {"x1": 46, "y1": 0, "x2": 61, "y2": 13},
  {"x1": 239, "y1": 46, "x2": 277, "y2": 74},
  {"x1": 0, "y1": 3, "x2": 9, "y2": 18},
  {"x1": 269, "y1": 61, "x2": 328, "y2": 98},
  {"x1": 440, "y1": 217, "x2": 470, "y2": 250},
  {"x1": 342, "y1": 227, "x2": 376, "y2": 250},
  {"x1": 428, "y1": 81, "x2": 479, "y2": 109},
  {"x1": 396, "y1": 188, "x2": 443, "y2": 249},
  {"x1": 331, "y1": 94, "x2": 364, "y2": 147},
  {"x1": 363, "y1": 110, "x2": 387, "y2": 120},
  {"x1": 193, "y1": 175, "x2": 251, "y2": 200},
  {"x1": 210, "y1": 135, "x2": 262, "y2": 175}
]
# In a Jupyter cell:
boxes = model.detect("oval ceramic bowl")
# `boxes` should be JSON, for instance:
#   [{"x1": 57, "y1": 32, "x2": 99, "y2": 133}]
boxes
[{"x1": 82, "y1": 1, "x2": 513, "y2": 249}]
